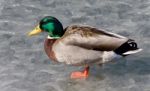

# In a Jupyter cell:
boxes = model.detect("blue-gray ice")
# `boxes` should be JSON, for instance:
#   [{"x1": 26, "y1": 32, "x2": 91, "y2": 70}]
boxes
[{"x1": 0, "y1": 0, "x2": 150, "y2": 91}]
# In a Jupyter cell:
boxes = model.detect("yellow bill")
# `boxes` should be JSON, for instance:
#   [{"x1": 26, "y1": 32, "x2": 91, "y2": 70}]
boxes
[{"x1": 28, "y1": 25, "x2": 42, "y2": 36}]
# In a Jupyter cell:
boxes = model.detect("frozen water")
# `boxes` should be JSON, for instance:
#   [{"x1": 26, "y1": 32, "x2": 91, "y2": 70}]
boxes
[{"x1": 0, "y1": 0, "x2": 150, "y2": 91}]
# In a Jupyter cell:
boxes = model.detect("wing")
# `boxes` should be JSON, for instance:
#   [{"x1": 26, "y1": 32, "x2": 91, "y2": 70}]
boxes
[{"x1": 59, "y1": 25, "x2": 128, "y2": 51}]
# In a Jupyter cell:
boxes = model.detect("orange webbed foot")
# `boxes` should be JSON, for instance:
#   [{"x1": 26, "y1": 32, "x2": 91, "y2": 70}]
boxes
[{"x1": 70, "y1": 66, "x2": 89, "y2": 79}]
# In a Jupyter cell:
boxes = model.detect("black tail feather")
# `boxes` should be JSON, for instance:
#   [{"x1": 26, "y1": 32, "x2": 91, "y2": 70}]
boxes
[{"x1": 114, "y1": 39, "x2": 138, "y2": 56}]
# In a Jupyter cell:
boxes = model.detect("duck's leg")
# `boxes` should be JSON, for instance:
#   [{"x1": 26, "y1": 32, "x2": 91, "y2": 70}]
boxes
[{"x1": 70, "y1": 65, "x2": 89, "y2": 79}]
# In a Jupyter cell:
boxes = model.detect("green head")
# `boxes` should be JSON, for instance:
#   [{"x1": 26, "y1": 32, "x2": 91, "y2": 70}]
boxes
[{"x1": 28, "y1": 16, "x2": 64, "y2": 39}]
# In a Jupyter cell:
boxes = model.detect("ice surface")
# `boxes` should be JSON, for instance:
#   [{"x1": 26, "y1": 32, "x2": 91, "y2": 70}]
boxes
[{"x1": 0, "y1": 0, "x2": 150, "y2": 91}]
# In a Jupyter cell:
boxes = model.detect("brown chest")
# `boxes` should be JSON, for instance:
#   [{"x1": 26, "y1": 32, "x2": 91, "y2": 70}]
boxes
[{"x1": 44, "y1": 39, "x2": 57, "y2": 61}]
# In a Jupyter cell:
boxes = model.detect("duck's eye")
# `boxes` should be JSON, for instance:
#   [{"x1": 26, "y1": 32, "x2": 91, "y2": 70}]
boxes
[{"x1": 44, "y1": 29, "x2": 49, "y2": 32}]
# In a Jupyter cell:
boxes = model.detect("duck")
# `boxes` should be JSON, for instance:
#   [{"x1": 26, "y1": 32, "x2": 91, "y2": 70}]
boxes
[{"x1": 28, "y1": 16, "x2": 142, "y2": 79}]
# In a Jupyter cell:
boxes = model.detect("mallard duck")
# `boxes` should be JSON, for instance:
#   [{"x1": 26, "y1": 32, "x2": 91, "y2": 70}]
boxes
[{"x1": 28, "y1": 16, "x2": 142, "y2": 79}]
